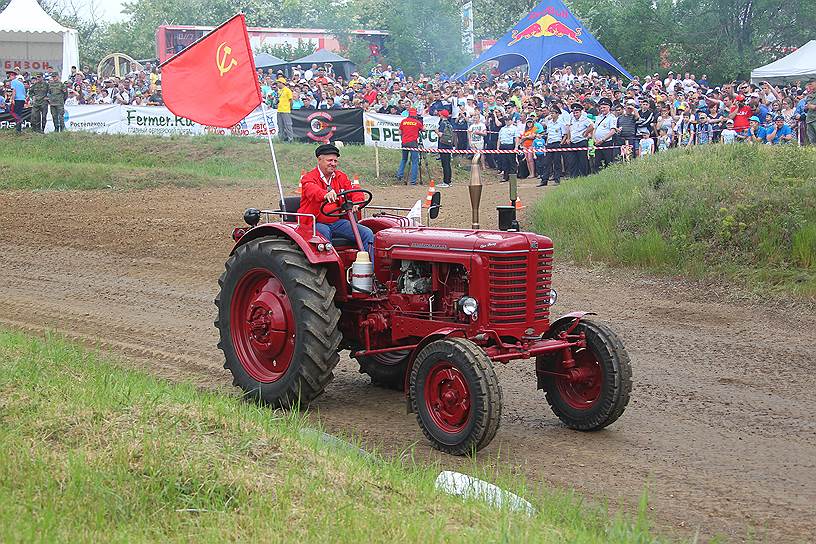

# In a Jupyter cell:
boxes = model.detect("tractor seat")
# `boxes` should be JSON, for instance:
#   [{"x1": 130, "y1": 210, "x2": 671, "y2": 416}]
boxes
[{"x1": 278, "y1": 196, "x2": 356, "y2": 248}]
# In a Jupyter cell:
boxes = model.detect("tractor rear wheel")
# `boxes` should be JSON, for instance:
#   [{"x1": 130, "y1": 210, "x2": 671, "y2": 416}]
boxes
[
  {"x1": 410, "y1": 338, "x2": 502, "y2": 455},
  {"x1": 537, "y1": 319, "x2": 631, "y2": 430},
  {"x1": 358, "y1": 350, "x2": 409, "y2": 390},
  {"x1": 215, "y1": 236, "x2": 342, "y2": 408}
]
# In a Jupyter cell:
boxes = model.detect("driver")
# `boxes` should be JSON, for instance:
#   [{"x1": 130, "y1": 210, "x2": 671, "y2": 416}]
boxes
[{"x1": 298, "y1": 143, "x2": 375, "y2": 261}]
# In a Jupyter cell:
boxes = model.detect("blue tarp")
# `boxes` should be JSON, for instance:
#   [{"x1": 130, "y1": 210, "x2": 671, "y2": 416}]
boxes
[{"x1": 458, "y1": 0, "x2": 632, "y2": 81}]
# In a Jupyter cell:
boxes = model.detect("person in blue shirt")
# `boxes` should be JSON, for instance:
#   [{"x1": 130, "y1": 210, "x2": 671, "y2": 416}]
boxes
[
  {"x1": 8, "y1": 70, "x2": 26, "y2": 133},
  {"x1": 765, "y1": 115, "x2": 793, "y2": 144},
  {"x1": 532, "y1": 132, "x2": 547, "y2": 186}
]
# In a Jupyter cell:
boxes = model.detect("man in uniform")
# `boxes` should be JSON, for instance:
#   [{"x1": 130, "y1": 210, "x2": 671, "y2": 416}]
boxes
[
  {"x1": 29, "y1": 73, "x2": 49, "y2": 133},
  {"x1": 593, "y1": 97, "x2": 618, "y2": 169},
  {"x1": 804, "y1": 79, "x2": 816, "y2": 146},
  {"x1": 565, "y1": 102, "x2": 594, "y2": 178},
  {"x1": 298, "y1": 144, "x2": 375, "y2": 262},
  {"x1": 47, "y1": 73, "x2": 67, "y2": 132}
]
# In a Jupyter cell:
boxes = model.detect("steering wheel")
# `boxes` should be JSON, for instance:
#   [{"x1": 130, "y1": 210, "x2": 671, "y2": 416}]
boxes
[{"x1": 320, "y1": 188, "x2": 373, "y2": 218}]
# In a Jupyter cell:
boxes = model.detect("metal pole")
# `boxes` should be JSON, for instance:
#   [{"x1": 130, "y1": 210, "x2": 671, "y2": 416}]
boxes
[{"x1": 261, "y1": 101, "x2": 285, "y2": 205}]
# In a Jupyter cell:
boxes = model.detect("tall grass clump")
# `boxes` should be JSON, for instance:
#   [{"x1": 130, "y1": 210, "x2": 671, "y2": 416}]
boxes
[{"x1": 533, "y1": 144, "x2": 816, "y2": 299}]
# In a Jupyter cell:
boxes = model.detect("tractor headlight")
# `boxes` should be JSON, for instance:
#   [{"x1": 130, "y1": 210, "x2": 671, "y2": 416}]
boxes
[
  {"x1": 549, "y1": 288, "x2": 558, "y2": 306},
  {"x1": 459, "y1": 296, "x2": 479, "y2": 316},
  {"x1": 317, "y1": 243, "x2": 326, "y2": 252}
]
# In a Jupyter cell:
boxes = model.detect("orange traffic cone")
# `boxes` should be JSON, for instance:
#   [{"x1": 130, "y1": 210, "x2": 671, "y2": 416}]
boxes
[
  {"x1": 352, "y1": 175, "x2": 361, "y2": 189},
  {"x1": 295, "y1": 169, "x2": 305, "y2": 194},
  {"x1": 423, "y1": 179, "x2": 436, "y2": 208},
  {"x1": 514, "y1": 197, "x2": 525, "y2": 210}
]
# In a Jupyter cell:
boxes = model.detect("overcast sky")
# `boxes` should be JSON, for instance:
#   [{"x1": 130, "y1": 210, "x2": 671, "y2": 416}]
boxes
[{"x1": 55, "y1": 0, "x2": 126, "y2": 22}]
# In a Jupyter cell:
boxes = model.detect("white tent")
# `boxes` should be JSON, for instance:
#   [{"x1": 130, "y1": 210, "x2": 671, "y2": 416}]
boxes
[
  {"x1": 751, "y1": 40, "x2": 816, "y2": 84},
  {"x1": 0, "y1": 0, "x2": 79, "y2": 80}
]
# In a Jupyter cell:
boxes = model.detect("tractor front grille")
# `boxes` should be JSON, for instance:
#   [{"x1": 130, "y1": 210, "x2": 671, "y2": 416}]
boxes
[{"x1": 487, "y1": 251, "x2": 553, "y2": 325}]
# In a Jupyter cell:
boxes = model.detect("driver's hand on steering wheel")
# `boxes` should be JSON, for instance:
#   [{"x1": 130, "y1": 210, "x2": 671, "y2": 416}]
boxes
[
  {"x1": 324, "y1": 189, "x2": 338, "y2": 203},
  {"x1": 352, "y1": 204, "x2": 360, "y2": 213}
]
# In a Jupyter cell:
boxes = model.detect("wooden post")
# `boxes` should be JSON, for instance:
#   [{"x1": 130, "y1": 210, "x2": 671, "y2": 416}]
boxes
[{"x1": 374, "y1": 143, "x2": 380, "y2": 179}]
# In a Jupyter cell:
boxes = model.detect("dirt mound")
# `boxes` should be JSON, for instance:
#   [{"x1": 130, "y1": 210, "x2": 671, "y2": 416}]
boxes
[{"x1": 1, "y1": 179, "x2": 814, "y2": 542}]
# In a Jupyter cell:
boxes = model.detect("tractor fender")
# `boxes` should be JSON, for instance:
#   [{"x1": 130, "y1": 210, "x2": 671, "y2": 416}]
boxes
[
  {"x1": 231, "y1": 223, "x2": 347, "y2": 297},
  {"x1": 545, "y1": 311, "x2": 596, "y2": 337},
  {"x1": 404, "y1": 327, "x2": 468, "y2": 411}
]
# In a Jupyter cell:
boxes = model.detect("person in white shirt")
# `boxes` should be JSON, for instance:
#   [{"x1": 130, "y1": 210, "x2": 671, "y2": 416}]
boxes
[
  {"x1": 497, "y1": 117, "x2": 518, "y2": 182},
  {"x1": 565, "y1": 102, "x2": 594, "y2": 178},
  {"x1": 721, "y1": 119, "x2": 738, "y2": 144},
  {"x1": 468, "y1": 113, "x2": 487, "y2": 169},
  {"x1": 593, "y1": 97, "x2": 618, "y2": 169}
]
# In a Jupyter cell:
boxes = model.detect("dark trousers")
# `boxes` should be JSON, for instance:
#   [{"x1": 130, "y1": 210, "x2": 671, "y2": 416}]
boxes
[
  {"x1": 12, "y1": 100, "x2": 24, "y2": 132},
  {"x1": 568, "y1": 139, "x2": 589, "y2": 178},
  {"x1": 535, "y1": 155, "x2": 546, "y2": 181},
  {"x1": 498, "y1": 143, "x2": 515, "y2": 181},
  {"x1": 31, "y1": 103, "x2": 47, "y2": 133},
  {"x1": 439, "y1": 149, "x2": 452, "y2": 184},
  {"x1": 484, "y1": 134, "x2": 498, "y2": 168},
  {"x1": 50, "y1": 104, "x2": 65, "y2": 132},
  {"x1": 541, "y1": 143, "x2": 562, "y2": 183},
  {"x1": 595, "y1": 142, "x2": 616, "y2": 170}
]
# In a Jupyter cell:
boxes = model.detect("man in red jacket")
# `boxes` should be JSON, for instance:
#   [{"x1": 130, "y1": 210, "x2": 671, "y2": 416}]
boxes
[
  {"x1": 298, "y1": 144, "x2": 375, "y2": 261},
  {"x1": 396, "y1": 108, "x2": 423, "y2": 185}
]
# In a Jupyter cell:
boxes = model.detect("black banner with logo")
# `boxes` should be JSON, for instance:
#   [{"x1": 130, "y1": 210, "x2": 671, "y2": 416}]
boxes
[
  {"x1": 291, "y1": 108, "x2": 363, "y2": 144},
  {"x1": 0, "y1": 106, "x2": 31, "y2": 129}
]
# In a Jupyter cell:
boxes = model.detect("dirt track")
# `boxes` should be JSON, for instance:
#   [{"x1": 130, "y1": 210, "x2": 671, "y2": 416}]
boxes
[{"x1": 1, "y1": 179, "x2": 814, "y2": 542}]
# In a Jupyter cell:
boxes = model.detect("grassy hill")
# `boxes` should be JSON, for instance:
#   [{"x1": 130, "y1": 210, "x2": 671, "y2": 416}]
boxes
[
  {"x1": 0, "y1": 330, "x2": 674, "y2": 543},
  {"x1": 0, "y1": 132, "x2": 400, "y2": 191},
  {"x1": 532, "y1": 144, "x2": 816, "y2": 300}
]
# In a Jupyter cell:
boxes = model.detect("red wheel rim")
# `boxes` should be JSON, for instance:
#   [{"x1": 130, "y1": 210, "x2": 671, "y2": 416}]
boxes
[
  {"x1": 555, "y1": 347, "x2": 603, "y2": 410},
  {"x1": 230, "y1": 268, "x2": 295, "y2": 383},
  {"x1": 424, "y1": 361, "x2": 471, "y2": 433}
]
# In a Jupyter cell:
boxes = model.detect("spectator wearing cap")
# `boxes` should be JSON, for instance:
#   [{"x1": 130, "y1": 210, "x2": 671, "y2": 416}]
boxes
[
  {"x1": 276, "y1": 78, "x2": 294, "y2": 141},
  {"x1": 436, "y1": 109, "x2": 454, "y2": 187},
  {"x1": 729, "y1": 93, "x2": 752, "y2": 135},
  {"x1": 47, "y1": 73, "x2": 67, "y2": 132},
  {"x1": 765, "y1": 115, "x2": 793, "y2": 145},
  {"x1": 565, "y1": 102, "x2": 594, "y2": 177},
  {"x1": 593, "y1": 97, "x2": 617, "y2": 169},
  {"x1": 496, "y1": 114, "x2": 519, "y2": 182},
  {"x1": 615, "y1": 100, "x2": 639, "y2": 157},
  {"x1": 696, "y1": 111, "x2": 714, "y2": 144},
  {"x1": 541, "y1": 107, "x2": 565, "y2": 185},
  {"x1": 721, "y1": 119, "x2": 738, "y2": 144},
  {"x1": 747, "y1": 115, "x2": 763, "y2": 143},
  {"x1": 397, "y1": 107, "x2": 423, "y2": 185},
  {"x1": 29, "y1": 73, "x2": 49, "y2": 133},
  {"x1": 8, "y1": 70, "x2": 26, "y2": 133},
  {"x1": 298, "y1": 143, "x2": 374, "y2": 262}
]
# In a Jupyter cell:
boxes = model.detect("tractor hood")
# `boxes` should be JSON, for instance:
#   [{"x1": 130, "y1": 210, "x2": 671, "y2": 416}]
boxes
[{"x1": 375, "y1": 227, "x2": 553, "y2": 254}]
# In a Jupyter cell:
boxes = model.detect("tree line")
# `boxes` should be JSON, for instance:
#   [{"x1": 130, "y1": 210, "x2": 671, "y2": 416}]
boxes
[{"x1": 6, "y1": 0, "x2": 813, "y2": 82}]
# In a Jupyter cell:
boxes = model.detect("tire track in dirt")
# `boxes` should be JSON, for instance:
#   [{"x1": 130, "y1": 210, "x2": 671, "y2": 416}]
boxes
[{"x1": 1, "y1": 186, "x2": 814, "y2": 542}]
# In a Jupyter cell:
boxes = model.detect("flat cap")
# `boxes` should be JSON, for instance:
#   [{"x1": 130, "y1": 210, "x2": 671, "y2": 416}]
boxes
[{"x1": 315, "y1": 143, "x2": 340, "y2": 157}]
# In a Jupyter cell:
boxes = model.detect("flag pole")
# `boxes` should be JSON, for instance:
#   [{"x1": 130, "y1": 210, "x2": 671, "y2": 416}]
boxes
[{"x1": 260, "y1": 101, "x2": 286, "y2": 206}]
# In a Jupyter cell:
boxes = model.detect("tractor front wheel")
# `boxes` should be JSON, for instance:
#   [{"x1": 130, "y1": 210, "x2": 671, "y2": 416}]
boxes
[
  {"x1": 538, "y1": 319, "x2": 632, "y2": 430},
  {"x1": 410, "y1": 338, "x2": 502, "y2": 455},
  {"x1": 215, "y1": 236, "x2": 342, "y2": 408}
]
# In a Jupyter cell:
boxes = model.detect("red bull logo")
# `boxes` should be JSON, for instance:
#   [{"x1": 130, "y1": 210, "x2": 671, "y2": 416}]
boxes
[{"x1": 508, "y1": 15, "x2": 582, "y2": 45}]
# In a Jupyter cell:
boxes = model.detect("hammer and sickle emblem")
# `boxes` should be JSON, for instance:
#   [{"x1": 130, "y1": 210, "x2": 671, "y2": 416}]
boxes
[{"x1": 216, "y1": 41, "x2": 238, "y2": 77}]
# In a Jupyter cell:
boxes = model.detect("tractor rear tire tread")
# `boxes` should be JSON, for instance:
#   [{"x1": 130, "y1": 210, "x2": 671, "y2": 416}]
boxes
[{"x1": 215, "y1": 235, "x2": 341, "y2": 408}]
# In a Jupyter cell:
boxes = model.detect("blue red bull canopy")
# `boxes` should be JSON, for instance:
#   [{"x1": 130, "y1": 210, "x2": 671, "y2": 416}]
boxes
[{"x1": 457, "y1": 0, "x2": 632, "y2": 81}]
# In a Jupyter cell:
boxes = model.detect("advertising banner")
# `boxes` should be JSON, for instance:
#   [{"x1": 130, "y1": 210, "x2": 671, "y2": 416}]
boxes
[
  {"x1": 44, "y1": 104, "x2": 121, "y2": 133},
  {"x1": 363, "y1": 112, "x2": 440, "y2": 148},
  {"x1": 292, "y1": 108, "x2": 364, "y2": 143},
  {"x1": 0, "y1": 107, "x2": 30, "y2": 130}
]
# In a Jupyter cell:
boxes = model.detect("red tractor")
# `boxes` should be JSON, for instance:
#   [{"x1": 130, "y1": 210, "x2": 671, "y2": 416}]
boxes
[{"x1": 215, "y1": 189, "x2": 632, "y2": 455}]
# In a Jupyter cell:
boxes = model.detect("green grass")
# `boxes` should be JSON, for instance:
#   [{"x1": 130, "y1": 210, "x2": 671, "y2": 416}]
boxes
[
  {"x1": 0, "y1": 329, "x2": 681, "y2": 543},
  {"x1": 0, "y1": 132, "x2": 402, "y2": 191},
  {"x1": 532, "y1": 144, "x2": 816, "y2": 300}
]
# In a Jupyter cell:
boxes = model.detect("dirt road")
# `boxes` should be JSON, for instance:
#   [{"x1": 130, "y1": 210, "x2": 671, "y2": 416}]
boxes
[{"x1": 1, "y1": 181, "x2": 813, "y2": 542}]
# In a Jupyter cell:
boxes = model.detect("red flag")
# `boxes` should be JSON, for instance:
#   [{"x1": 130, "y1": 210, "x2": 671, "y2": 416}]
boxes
[{"x1": 160, "y1": 14, "x2": 261, "y2": 128}]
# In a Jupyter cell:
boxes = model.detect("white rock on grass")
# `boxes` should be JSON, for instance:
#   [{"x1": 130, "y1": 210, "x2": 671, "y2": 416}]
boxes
[{"x1": 435, "y1": 470, "x2": 536, "y2": 516}]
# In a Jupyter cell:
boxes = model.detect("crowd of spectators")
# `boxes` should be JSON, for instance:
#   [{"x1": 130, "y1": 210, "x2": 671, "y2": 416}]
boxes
[
  {"x1": 1, "y1": 63, "x2": 164, "y2": 114},
  {"x1": 260, "y1": 62, "x2": 815, "y2": 180},
  {"x1": 4, "y1": 57, "x2": 815, "y2": 172}
]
